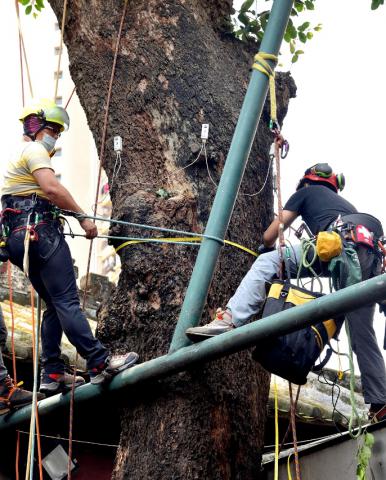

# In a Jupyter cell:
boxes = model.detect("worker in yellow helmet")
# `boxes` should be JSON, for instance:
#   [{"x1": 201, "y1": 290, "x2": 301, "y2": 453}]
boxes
[{"x1": 0, "y1": 100, "x2": 138, "y2": 411}]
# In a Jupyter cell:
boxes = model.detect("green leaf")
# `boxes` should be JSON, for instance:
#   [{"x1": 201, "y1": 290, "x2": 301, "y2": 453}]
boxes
[
  {"x1": 298, "y1": 21, "x2": 310, "y2": 32},
  {"x1": 260, "y1": 11, "x2": 269, "y2": 29},
  {"x1": 295, "y1": 1, "x2": 304, "y2": 12},
  {"x1": 307, "y1": 31, "x2": 313, "y2": 39},
  {"x1": 298, "y1": 31, "x2": 307, "y2": 43},
  {"x1": 292, "y1": 54, "x2": 299, "y2": 63},
  {"x1": 20, "y1": 0, "x2": 30, "y2": 5},
  {"x1": 290, "y1": 41, "x2": 296, "y2": 54},
  {"x1": 240, "y1": 0, "x2": 254, "y2": 13},
  {"x1": 238, "y1": 12, "x2": 250, "y2": 26},
  {"x1": 284, "y1": 32, "x2": 291, "y2": 43},
  {"x1": 25, "y1": 5, "x2": 32, "y2": 14},
  {"x1": 371, "y1": 0, "x2": 384, "y2": 9},
  {"x1": 305, "y1": 0, "x2": 315, "y2": 10},
  {"x1": 295, "y1": 50, "x2": 304, "y2": 55},
  {"x1": 314, "y1": 25, "x2": 322, "y2": 32}
]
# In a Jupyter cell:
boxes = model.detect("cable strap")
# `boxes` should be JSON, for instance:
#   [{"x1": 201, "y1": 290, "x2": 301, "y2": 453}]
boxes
[{"x1": 252, "y1": 52, "x2": 278, "y2": 127}]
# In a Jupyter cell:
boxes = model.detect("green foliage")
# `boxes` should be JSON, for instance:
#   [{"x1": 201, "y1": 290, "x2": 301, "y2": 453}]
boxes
[
  {"x1": 19, "y1": 0, "x2": 45, "y2": 18},
  {"x1": 233, "y1": 0, "x2": 321, "y2": 64},
  {"x1": 233, "y1": 0, "x2": 384, "y2": 64},
  {"x1": 356, "y1": 432, "x2": 375, "y2": 480},
  {"x1": 372, "y1": 0, "x2": 384, "y2": 9}
]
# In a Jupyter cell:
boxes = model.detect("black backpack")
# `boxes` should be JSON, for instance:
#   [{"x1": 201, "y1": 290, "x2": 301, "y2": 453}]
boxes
[{"x1": 252, "y1": 280, "x2": 344, "y2": 385}]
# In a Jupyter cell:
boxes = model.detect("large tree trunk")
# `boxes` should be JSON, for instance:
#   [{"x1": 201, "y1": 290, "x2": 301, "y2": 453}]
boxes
[{"x1": 50, "y1": 1, "x2": 295, "y2": 478}]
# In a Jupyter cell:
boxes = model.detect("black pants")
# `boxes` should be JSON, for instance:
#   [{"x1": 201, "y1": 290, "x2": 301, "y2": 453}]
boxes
[{"x1": 7, "y1": 222, "x2": 108, "y2": 374}]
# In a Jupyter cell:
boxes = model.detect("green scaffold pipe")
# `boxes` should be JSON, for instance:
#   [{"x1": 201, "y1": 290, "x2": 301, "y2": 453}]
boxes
[
  {"x1": 169, "y1": 0, "x2": 295, "y2": 352},
  {"x1": 1, "y1": 273, "x2": 386, "y2": 431}
]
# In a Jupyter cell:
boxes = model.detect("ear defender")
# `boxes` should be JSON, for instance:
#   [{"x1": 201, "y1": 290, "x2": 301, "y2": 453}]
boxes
[{"x1": 336, "y1": 173, "x2": 345, "y2": 191}]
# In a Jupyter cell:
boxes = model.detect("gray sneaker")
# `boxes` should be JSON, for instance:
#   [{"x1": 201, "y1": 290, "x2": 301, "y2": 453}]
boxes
[
  {"x1": 186, "y1": 309, "x2": 234, "y2": 342},
  {"x1": 39, "y1": 371, "x2": 86, "y2": 396},
  {"x1": 89, "y1": 352, "x2": 139, "y2": 385}
]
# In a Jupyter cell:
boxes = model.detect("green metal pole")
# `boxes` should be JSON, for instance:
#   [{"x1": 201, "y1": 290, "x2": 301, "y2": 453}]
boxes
[
  {"x1": 2, "y1": 273, "x2": 386, "y2": 431},
  {"x1": 169, "y1": 0, "x2": 294, "y2": 353}
]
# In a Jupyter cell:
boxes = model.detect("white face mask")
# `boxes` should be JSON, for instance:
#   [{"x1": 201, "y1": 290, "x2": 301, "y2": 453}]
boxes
[{"x1": 39, "y1": 133, "x2": 57, "y2": 153}]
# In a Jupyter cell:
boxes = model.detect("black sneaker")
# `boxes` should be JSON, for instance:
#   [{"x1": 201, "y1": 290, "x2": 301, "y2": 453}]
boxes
[
  {"x1": 39, "y1": 371, "x2": 86, "y2": 396},
  {"x1": 89, "y1": 352, "x2": 139, "y2": 385},
  {"x1": 0, "y1": 375, "x2": 44, "y2": 415}
]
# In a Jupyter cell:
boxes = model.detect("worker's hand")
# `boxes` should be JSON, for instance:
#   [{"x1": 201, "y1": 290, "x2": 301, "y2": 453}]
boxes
[
  {"x1": 79, "y1": 219, "x2": 98, "y2": 239},
  {"x1": 257, "y1": 244, "x2": 275, "y2": 255}
]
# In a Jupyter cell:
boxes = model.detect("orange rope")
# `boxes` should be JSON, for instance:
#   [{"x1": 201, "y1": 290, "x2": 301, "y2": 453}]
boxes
[
  {"x1": 7, "y1": 262, "x2": 17, "y2": 383},
  {"x1": 289, "y1": 382, "x2": 301, "y2": 480},
  {"x1": 65, "y1": 86, "x2": 76, "y2": 109},
  {"x1": 15, "y1": 432, "x2": 20, "y2": 480},
  {"x1": 67, "y1": 3, "x2": 129, "y2": 477}
]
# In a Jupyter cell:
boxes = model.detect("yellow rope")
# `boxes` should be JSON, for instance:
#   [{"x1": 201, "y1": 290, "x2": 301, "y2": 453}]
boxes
[
  {"x1": 287, "y1": 453, "x2": 293, "y2": 480},
  {"x1": 252, "y1": 52, "x2": 278, "y2": 127},
  {"x1": 115, "y1": 236, "x2": 258, "y2": 257}
]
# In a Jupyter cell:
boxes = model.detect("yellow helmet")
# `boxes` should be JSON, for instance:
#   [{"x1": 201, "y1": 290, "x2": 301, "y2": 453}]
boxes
[{"x1": 20, "y1": 98, "x2": 70, "y2": 133}]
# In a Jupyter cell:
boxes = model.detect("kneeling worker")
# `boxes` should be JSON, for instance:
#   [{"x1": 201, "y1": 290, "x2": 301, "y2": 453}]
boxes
[
  {"x1": 187, "y1": 164, "x2": 386, "y2": 422},
  {"x1": 1, "y1": 99, "x2": 138, "y2": 398}
]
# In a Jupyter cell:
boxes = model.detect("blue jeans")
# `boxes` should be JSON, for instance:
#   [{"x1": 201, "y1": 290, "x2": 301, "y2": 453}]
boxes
[
  {"x1": 227, "y1": 244, "x2": 386, "y2": 404},
  {"x1": 7, "y1": 223, "x2": 108, "y2": 374}
]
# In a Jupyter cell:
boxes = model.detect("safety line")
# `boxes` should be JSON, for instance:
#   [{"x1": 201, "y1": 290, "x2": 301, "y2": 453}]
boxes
[
  {"x1": 289, "y1": 382, "x2": 301, "y2": 480},
  {"x1": 54, "y1": 0, "x2": 68, "y2": 99},
  {"x1": 8, "y1": 261, "x2": 20, "y2": 480},
  {"x1": 14, "y1": 0, "x2": 33, "y2": 98},
  {"x1": 274, "y1": 377, "x2": 279, "y2": 480},
  {"x1": 65, "y1": 86, "x2": 76, "y2": 109},
  {"x1": 14, "y1": 0, "x2": 25, "y2": 106},
  {"x1": 17, "y1": 430, "x2": 119, "y2": 449},
  {"x1": 68, "y1": 211, "x2": 225, "y2": 245}
]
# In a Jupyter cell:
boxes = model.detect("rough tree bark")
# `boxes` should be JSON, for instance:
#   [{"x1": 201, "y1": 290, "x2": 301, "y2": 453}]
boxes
[{"x1": 50, "y1": 1, "x2": 295, "y2": 478}]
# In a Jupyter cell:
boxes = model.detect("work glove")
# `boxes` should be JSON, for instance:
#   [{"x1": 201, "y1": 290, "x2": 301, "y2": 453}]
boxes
[{"x1": 257, "y1": 244, "x2": 275, "y2": 255}]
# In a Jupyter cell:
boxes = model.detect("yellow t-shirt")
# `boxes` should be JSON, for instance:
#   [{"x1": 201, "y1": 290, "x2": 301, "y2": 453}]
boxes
[{"x1": 2, "y1": 141, "x2": 54, "y2": 198}]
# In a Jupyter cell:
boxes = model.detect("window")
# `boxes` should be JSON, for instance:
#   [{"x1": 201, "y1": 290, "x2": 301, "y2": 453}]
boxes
[
  {"x1": 55, "y1": 96, "x2": 63, "y2": 105},
  {"x1": 54, "y1": 147, "x2": 62, "y2": 157},
  {"x1": 54, "y1": 46, "x2": 61, "y2": 55},
  {"x1": 54, "y1": 71, "x2": 63, "y2": 80}
]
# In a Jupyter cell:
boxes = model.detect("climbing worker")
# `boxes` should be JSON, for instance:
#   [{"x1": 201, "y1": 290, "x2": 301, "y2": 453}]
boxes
[
  {"x1": 1, "y1": 99, "x2": 139, "y2": 396},
  {"x1": 186, "y1": 163, "x2": 386, "y2": 422}
]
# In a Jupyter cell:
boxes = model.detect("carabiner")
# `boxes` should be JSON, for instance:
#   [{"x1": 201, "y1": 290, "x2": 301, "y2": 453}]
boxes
[{"x1": 281, "y1": 139, "x2": 289, "y2": 159}]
